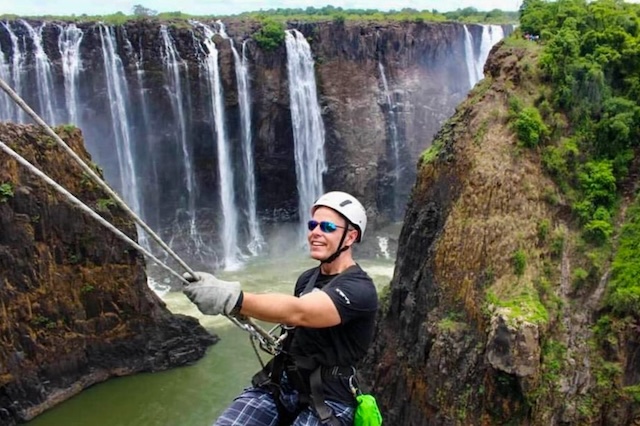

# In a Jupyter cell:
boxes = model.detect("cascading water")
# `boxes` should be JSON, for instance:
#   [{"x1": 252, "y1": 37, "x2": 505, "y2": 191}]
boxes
[
  {"x1": 476, "y1": 25, "x2": 506, "y2": 82},
  {"x1": 98, "y1": 25, "x2": 145, "y2": 246},
  {"x1": 463, "y1": 25, "x2": 478, "y2": 88},
  {"x1": 285, "y1": 29, "x2": 326, "y2": 242},
  {"x1": 57, "y1": 23, "x2": 83, "y2": 126},
  {"x1": 20, "y1": 20, "x2": 58, "y2": 124},
  {"x1": 199, "y1": 23, "x2": 242, "y2": 270},
  {"x1": 463, "y1": 24, "x2": 507, "y2": 88},
  {"x1": 160, "y1": 25, "x2": 199, "y2": 250},
  {"x1": 0, "y1": 39, "x2": 12, "y2": 121},
  {"x1": 217, "y1": 21, "x2": 265, "y2": 255},
  {"x1": 378, "y1": 62, "x2": 403, "y2": 221},
  {"x1": 0, "y1": 22, "x2": 25, "y2": 122}
]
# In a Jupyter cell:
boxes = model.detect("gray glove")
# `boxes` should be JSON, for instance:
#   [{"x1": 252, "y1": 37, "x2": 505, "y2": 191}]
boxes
[{"x1": 182, "y1": 271, "x2": 243, "y2": 316}]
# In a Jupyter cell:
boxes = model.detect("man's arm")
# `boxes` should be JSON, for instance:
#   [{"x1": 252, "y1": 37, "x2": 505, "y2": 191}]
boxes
[{"x1": 240, "y1": 291, "x2": 341, "y2": 328}]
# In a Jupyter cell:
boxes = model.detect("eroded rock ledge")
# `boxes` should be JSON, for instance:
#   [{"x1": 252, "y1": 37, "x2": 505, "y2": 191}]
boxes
[{"x1": 0, "y1": 123, "x2": 217, "y2": 425}]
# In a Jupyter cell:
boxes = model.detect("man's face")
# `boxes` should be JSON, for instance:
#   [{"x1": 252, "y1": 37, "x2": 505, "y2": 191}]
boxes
[{"x1": 308, "y1": 206, "x2": 352, "y2": 261}]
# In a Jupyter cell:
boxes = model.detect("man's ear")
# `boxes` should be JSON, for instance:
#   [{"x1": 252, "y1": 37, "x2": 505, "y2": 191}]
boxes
[{"x1": 346, "y1": 228, "x2": 358, "y2": 245}]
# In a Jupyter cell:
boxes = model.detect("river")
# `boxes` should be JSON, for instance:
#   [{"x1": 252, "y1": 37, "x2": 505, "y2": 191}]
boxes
[{"x1": 26, "y1": 253, "x2": 395, "y2": 426}]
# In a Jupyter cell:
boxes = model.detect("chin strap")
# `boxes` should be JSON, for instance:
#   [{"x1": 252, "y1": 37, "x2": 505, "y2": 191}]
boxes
[{"x1": 321, "y1": 227, "x2": 350, "y2": 264}]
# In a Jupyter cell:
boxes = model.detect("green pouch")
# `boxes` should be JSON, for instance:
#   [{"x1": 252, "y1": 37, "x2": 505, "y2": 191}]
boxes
[{"x1": 353, "y1": 393, "x2": 383, "y2": 426}]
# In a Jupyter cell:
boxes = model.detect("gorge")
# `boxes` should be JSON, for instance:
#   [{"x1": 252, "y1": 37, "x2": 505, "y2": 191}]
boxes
[{"x1": 14, "y1": 12, "x2": 640, "y2": 425}]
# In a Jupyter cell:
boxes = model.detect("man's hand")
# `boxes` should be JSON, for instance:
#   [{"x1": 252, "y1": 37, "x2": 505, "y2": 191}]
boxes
[{"x1": 182, "y1": 272, "x2": 243, "y2": 316}]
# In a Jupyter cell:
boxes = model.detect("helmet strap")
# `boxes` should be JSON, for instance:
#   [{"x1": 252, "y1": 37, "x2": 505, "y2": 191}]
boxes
[{"x1": 321, "y1": 227, "x2": 350, "y2": 264}]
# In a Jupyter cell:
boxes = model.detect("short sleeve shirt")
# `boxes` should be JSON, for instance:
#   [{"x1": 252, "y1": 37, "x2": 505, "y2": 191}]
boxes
[{"x1": 289, "y1": 265, "x2": 378, "y2": 402}]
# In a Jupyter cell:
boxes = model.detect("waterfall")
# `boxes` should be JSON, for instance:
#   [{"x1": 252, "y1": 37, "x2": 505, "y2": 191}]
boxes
[
  {"x1": 377, "y1": 236, "x2": 390, "y2": 260},
  {"x1": 463, "y1": 25, "x2": 478, "y2": 88},
  {"x1": 285, "y1": 29, "x2": 326, "y2": 240},
  {"x1": 217, "y1": 21, "x2": 264, "y2": 255},
  {"x1": 160, "y1": 25, "x2": 199, "y2": 249},
  {"x1": 57, "y1": 24, "x2": 83, "y2": 126},
  {"x1": 20, "y1": 20, "x2": 58, "y2": 124},
  {"x1": 0, "y1": 38, "x2": 11, "y2": 121},
  {"x1": 98, "y1": 25, "x2": 144, "y2": 238},
  {"x1": 1, "y1": 22, "x2": 25, "y2": 122},
  {"x1": 475, "y1": 25, "x2": 506, "y2": 82},
  {"x1": 130, "y1": 37, "x2": 161, "y2": 235},
  {"x1": 199, "y1": 24, "x2": 242, "y2": 270},
  {"x1": 127, "y1": 32, "x2": 168, "y2": 294},
  {"x1": 378, "y1": 62, "x2": 403, "y2": 221}
]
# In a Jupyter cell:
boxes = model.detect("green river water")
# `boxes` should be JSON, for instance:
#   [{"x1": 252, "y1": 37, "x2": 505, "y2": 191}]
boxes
[{"x1": 26, "y1": 254, "x2": 395, "y2": 426}]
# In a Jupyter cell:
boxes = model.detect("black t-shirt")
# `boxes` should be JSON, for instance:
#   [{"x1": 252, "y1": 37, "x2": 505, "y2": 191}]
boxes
[{"x1": 288, "y1": 264, "x2": 378, "y2": 403}]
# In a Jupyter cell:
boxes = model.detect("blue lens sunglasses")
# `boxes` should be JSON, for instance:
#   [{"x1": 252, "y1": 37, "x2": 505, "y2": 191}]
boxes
[{"x1": 307, "y1": 220, "x2": 347, "y2": 233}]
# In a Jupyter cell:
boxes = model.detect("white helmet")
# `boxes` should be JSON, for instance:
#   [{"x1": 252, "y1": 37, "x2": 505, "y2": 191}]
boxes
[{"x1": 312, "y1": 191, "x2": 367, "y2": 242}]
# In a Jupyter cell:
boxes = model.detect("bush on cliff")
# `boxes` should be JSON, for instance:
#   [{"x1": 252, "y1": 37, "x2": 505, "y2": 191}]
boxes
[{"x1": 253, "y1": 19, "x2": 286, "y2": 51}]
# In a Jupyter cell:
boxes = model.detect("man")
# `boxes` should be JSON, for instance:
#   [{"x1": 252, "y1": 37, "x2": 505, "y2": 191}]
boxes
[{"x1": 184, "y1": 191, "x2": 378, "y2": 426}]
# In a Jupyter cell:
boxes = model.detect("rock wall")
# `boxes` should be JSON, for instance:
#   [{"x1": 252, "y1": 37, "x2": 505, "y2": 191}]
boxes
[
  {"x1": 0, "y1": 123, "x2": 216, "y2": 425},
  {"x1": 361, "y1": 43, "x2": 640, "y2": 425}
]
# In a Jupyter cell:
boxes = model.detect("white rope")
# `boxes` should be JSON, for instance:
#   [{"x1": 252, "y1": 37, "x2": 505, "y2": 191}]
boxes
[
  {"x1": 0, "y1": 77, "x2": 198, "y2": 280},
  {"x1": 0, "y1": 140, "x2": 190, "y2": 284}
]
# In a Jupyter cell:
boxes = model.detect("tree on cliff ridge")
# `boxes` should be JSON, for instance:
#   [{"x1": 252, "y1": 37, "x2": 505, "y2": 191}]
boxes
[{"x1": 133, "y1": 4, "x2": 158, "y2": 17}]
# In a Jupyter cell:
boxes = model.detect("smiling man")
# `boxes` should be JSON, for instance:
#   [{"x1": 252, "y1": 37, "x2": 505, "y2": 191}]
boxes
[{"x1": 183, "y1": 191, "x2": 378, "y2": 426}]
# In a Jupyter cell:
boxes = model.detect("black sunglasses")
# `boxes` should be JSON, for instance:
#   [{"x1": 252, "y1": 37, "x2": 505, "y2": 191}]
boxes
[{"x1": 307, "y1": 220, "x2": 347, "y2": 233}]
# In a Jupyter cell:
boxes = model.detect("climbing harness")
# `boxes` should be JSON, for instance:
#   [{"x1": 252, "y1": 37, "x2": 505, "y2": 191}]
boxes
[
  {"x1": 251, "y1": 266, "x2": 361, "y2": 426},
  {"x1": 0, "y1": 77, "x2": 279, "y2": 351}
]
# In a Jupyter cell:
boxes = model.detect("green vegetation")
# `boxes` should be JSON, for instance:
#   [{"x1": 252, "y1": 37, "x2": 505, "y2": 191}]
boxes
[
  {"x1": 571, "y1": 267, "x2": 589, "y2": 289},
  {"x1": 253, "y1": 19, "x2": 286, "y2": 51},
  {"x1": 438, "y1": 311, "x2": 467, "y2": 332},
  {"x1": 540, "y1": 339, "x2": 566, "y2": 384},
  {"x1": 486, "y1": 288, "x2": 549, "y2": 325},
  {"x1": 81, "y1": 283, "x2": 95, "y2": 293},
  {"x1": 1, "y1": 4, "x2": 518, "y2": 24},
  {"x1": 420, "y1": 140, "x2": 442, "y2": 164},
  {"x1": 512, "y1": 249, "x2": 527, "y2": 276},
  {"x1": 133, "y1": 4, "x2": 157, "y2": 17},
  {"x1": 606, "y1": 200, "x2": 640, "y2": 316},
  {"x1": 0, "y1": 182, "x2": 14, "y2": 203},
  {"x1": 518, "y1": 0, "x2": 640, "y2": 247},
  {"x1": 378, "y1": 284, "x2": 392, "y2": 316},
  {"x1": 512, "y1": 106, "x2": 548, "y2": 148},
  {"x1": 96, "y1": 198, "x2": 116, "y2": 212},
  {"x1": 537, "y1": 219, "x2": 550, "y2": 242},
  {"x1": 31, "y1": 315, "x2": 56, "y2": 329},
  {"x1": 623, "y1": 384, "x2": 640, "y2": 403},
  {"x1": 240, "y1": 6, "x2": 516, "y2": 24}
]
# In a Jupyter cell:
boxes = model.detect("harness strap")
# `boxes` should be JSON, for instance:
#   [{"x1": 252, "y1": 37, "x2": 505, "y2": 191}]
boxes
[
  {"x1": 310, "y1": 368, "x2": 342, "y2": 426},
  {"x1": 251, "y1": 265, "x2": 359, "y2": 425}
]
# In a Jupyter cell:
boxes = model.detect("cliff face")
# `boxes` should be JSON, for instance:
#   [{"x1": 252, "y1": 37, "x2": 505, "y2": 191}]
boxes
[
  {"x1": 0, "y1": 19, "x2": 508, "y2": 263},
  {"x1": 304, "y1": 21, "x2": 473, "y2": 223},
  {"x1": 361, "y1": 43, "x2": 640, "y2": 425},
  {"x1": 0, "y1": 123, "x2": 216, "y2": 425}
]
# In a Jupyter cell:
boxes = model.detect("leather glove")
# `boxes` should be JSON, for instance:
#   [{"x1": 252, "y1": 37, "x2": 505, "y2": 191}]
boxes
[{"x1": 182, "y1": 271, "x2": 243, "y2": 316}]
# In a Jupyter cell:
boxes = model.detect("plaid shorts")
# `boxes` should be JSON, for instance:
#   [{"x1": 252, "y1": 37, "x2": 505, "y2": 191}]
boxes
[{"x1": 213, "y1": 384, "x2": 354, "y2": 426}]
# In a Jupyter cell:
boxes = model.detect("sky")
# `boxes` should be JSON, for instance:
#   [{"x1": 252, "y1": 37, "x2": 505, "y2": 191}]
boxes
[{"x1": 1, "y1": 0, "x2": 526, "y2": 17}]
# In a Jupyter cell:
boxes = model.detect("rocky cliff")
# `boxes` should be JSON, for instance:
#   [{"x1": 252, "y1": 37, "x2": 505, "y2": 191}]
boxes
[
  {"x1": 361, "y1": 41, "x2": 640, "y2": 425},
  {"x1": 0, "y1": 123, "x2": 217, "y2": 425}
]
